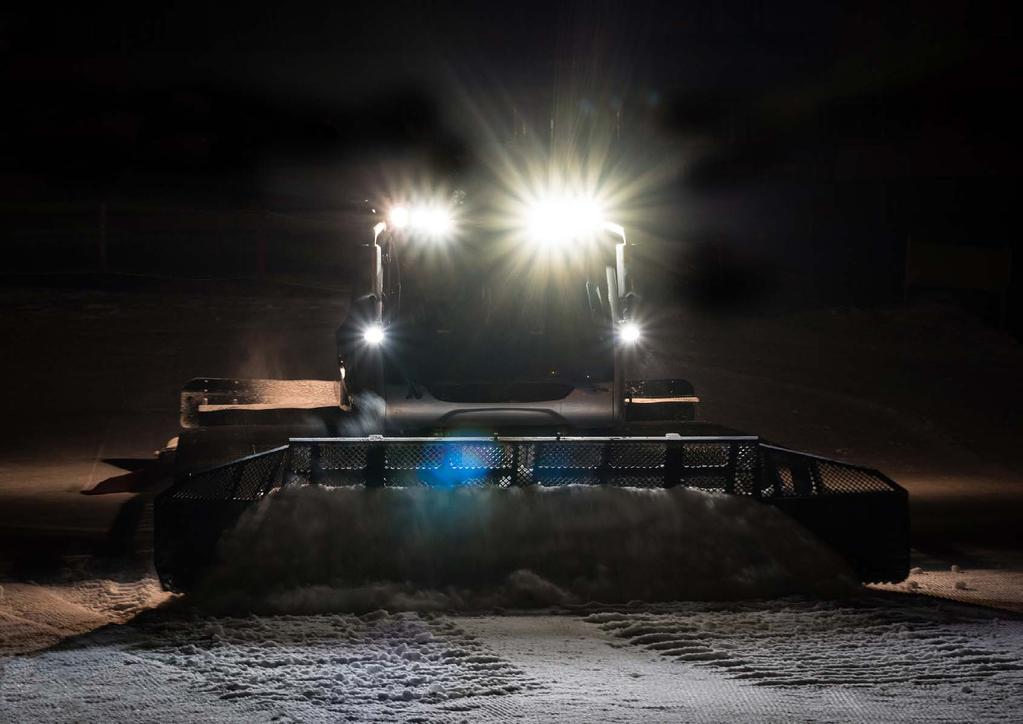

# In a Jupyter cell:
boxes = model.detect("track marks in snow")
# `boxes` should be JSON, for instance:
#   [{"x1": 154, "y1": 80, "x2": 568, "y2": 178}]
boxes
[
  {"x1": 586, "y1": 597, "x2": 1023, "y2": 700},
  {"x1": 1, "y1": 609, "x2": 540, "y2": 721},
  {"x1": 4, "y1": 601, "x2": 1023, "y2": 722},
  {"x1": 2, "y1": 610, "x2": 538, "y2": 721}
]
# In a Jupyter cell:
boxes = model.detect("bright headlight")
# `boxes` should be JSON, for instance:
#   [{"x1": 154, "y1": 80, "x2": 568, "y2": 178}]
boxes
[
  {"x1": 389, "y1": 206, "x2": 410, "y2": 229},
  {"x1": 410, "y1": 206, "x2": 453, "y2": 237},
  {"x1": 363, "y1": 324, "x2": 385, "y2": 345},
  {"x1": 388, "y1": 204, "x2": 453, "y2": 239},
  {"x1": 525, "y1": 195, "x2": 604, "y2": 245},
  {"x1": 619, "y1": 322, "x2": 641, "y2": 344}
]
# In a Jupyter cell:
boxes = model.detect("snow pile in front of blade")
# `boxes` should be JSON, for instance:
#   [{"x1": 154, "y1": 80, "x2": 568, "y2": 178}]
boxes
[{"x1": 194, "y1": 485, "x2": 857, "y2": 612}]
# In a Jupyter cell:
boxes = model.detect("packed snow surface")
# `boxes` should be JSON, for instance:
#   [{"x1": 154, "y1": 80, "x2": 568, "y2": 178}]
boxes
[
  {"x1": 586, "y1": 597, "x2": 1023, "y2": 689},
  {"x1": 193, "y1": 484, "x2": 856, "y2": 612},
  {"x1": 2, "y1": 596, "x2": 1021, "y2": 722},
  {"x1": 875, "y1": 567, "x2": 1023, "y2": 614},
  {"x1": 0, "y1": 576, "x2": 170, "y2": 657}
]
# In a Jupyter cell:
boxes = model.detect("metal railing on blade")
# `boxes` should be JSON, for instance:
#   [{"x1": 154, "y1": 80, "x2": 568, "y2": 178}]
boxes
[
  {"x1": 167, "y1": 436, "x2": 905, "y2": 502},
  {"x1": 284, "y1": 436, "x2": 761, "y2": 492}
]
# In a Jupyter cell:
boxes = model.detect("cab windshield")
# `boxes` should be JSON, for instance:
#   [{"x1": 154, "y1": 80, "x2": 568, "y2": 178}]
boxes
[{"x1": 384, "y1": 235, "x2": 613, "y2": 383}]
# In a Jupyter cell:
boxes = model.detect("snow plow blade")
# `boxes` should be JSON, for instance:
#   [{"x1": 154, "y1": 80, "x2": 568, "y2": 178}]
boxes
[{"x1": 154, "y1": 436, "x2": 909, "y2": 591}]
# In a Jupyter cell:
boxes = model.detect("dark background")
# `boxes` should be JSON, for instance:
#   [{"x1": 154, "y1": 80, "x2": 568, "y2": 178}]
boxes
[{"x1": 1, "y1": 1, "x2": 1018, "y2": 329}]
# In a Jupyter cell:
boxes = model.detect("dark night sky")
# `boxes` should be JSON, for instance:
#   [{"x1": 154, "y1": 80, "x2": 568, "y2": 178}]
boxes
[{"x1": 1, "y1": 1, "x2": 1019, "y2": 319}]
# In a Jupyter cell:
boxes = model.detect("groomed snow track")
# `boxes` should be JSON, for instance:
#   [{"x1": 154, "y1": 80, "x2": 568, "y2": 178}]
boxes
[{"x1": 154, "y1": 436, "x2": 909, "y2": 591}]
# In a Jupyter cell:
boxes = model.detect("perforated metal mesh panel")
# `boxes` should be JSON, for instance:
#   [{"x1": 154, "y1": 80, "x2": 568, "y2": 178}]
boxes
[
  {"x1": 386, "y1": 443, "x2": 443, "y2": 470},
  {"x1": 171, "y1": 446, "x2": 286, "y2": 501},
  {"x1": 277, "y1": 437, "x2": 763, "y2": 491},
  {"x1": 608, "y1": 443, "x2": 665, "y2": 469},
  {"x1": 320, "y1": 444, "x2": 367, "y2": 470},
  {"x1": 535, "y1": 442, "x2": 603, "y2": 469},
  {"x1": 733, "y1": 443, "x2": 758, "y2": 496},
  {"x1": 167, "y1": 437, "x2": 901, "y2": 501},
  {"x1": 759, "y1": 445, "x2": 898, "y2": 497},
  {"x1": 815, "y1": 459, "x2": 896, "y2": 494},
  {"x1": 682, "y1": 442, "x2": 729, "y2": 468},
  {"x1": 283, "y1": 443, "x2": 312, "y2": 487}
]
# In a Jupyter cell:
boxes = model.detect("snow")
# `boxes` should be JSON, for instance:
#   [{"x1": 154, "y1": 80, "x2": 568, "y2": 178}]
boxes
[
  {"x1": 193, "y1": 484, "x2": 856, "y2": 613},
  {"x1": 464, "y1": 599, "x2": 1023, "y2": 722},
  {"x1": 0, "y1": 605, "x2": 543, "y2": 721},
  {"x1": 0, "y1": 575, "x2": 170, "y2": 657},
  {"x1": 3, "y1": 279, "x2": 1023, "y2": 721},
  {"x1": 874, "y1": 568, "x2": 1023, "y2": 614},
  {"x1": 585, "y1": 596, "x2": 1023, "y2": 689},
  {"x1": 2, "y1": 597, "x2": 1021, "y2": 722}
]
